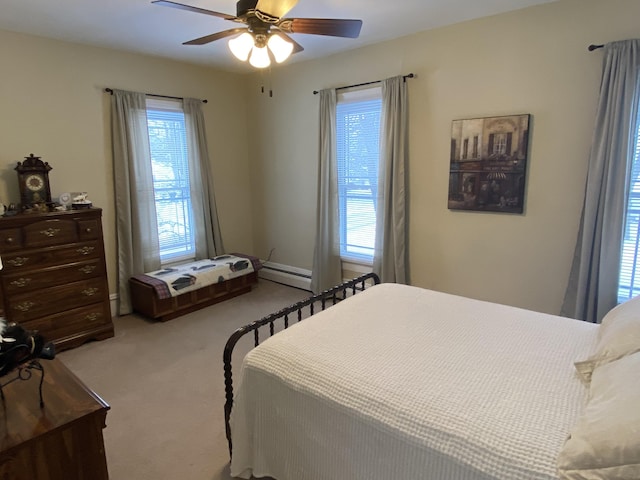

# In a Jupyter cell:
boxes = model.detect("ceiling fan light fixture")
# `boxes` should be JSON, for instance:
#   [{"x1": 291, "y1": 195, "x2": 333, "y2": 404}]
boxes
[
  {"x1": 155, "y1": 1, "x2": 363, "y2": 69},
  {"x1": 249, "y1": 44, "x2": 271, "y2": 68},
  {"x1": 228, "y1": 32, "x2": 254, "y2": 61},
  {"x1": 267, "y1": 33, "x2": 294, "y2": 63}
]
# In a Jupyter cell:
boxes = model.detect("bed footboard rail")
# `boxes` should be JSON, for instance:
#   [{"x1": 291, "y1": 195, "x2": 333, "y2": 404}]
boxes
[{"x1": 223, "y1": 272, "x2": 380, "y2": 454}]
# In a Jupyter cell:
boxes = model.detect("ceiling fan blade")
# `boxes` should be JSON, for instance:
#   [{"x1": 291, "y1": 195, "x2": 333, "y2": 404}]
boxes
[
  {"x1": 255, "y1": 0, "x2": 298, "y2": 20},
  {"x1": 275, "y1": 31, "x2": 304, "y2": 53},
  {"x1": 183, "y1": 28, "x2": 247, "y2": 45},
  {"x1": 278, "y1": 18, "x2": 362, "y2": 38},
  {"x1": 152, "y1": 0, "x2": 237, "y2": 21}
]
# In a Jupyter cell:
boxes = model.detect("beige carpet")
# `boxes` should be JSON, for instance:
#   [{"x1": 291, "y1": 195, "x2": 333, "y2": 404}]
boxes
[{"x1": 59, "y1": 279, "x2": 310, "y2": 480}]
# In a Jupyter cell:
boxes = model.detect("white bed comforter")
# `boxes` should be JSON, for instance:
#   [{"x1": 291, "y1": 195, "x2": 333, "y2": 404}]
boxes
[{"x1": 230, "y1": 283, "x2": 598, "y2": 480}]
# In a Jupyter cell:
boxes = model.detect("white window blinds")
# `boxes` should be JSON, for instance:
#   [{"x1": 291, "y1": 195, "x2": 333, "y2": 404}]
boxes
[
  {"x1": 146, "y1": 98, "x2": 195, "y2": 263},
  {"x1": 336, "y1": 87, "x2": 382, "y2": 262},
  {"x1": 619, "y1": 116, "x2": 640, "y2": 302}
]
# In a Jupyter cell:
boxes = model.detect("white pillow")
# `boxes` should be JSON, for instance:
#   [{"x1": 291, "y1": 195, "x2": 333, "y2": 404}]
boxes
[
  {"x1": 574, "y1": 294, "x2": 640, "y2": 383},
  {"x1": 558, "y1": 351, "x2": 640, "y2": 479}
]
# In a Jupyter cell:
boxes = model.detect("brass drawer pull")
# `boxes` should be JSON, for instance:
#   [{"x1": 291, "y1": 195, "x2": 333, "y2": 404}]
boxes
[
  {"x1": 76, "y1": 246, "x2": 95, "y2": 255},
  {"x1": 81, "y1": 287, "x2": 99, "y2": 296},
  {"x1": 10, "y1": 278, "x2": 32, "y2": 288},
  {"x1": 4, "y1": 237, "x2": 14, "y2": 244},
  {"x1": 85, "y1": 227, "x2": 92, "y2": 233},
  {"x1": 15, "y1": 301, "x2": 35, "y2": 312},
  {"x1": 7, "y1": 257, "x2": 29, "y2": 267},
  {"x1": 79, "y1": 265, "x2": 97, "y2": 274},
  {"x1": 85, "y1": 313, "x2": 101, "y2": 322},
  {"x1": 40, "y1": 228, "x2": 61, "y2": 237}
]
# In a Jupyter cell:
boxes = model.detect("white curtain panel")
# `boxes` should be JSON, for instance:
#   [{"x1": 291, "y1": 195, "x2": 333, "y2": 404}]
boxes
[
  {"x1": 110, "y1": 89, "x2": 161, "y2": 315},
  {"x1": 562, "y1": 39, "x2": 640, "y2": 323},
  {"x1": 373, "y1": 75, "x2": 409, "y2": 284},
  {"x1": 311, "y1": 88, "x2": 342, "y2": 294},
  {"x1": 183, "y1": 98, "x2": 224, "y2": 258}
]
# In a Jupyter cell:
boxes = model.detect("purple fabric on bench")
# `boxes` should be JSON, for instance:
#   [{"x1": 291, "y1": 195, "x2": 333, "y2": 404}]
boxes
[
  {"x1": 230, "y1": 253, "x2": 263, "y2": 273},
  {"x1": 130, "y1": 274, "x2": 173, "y2": 299}
]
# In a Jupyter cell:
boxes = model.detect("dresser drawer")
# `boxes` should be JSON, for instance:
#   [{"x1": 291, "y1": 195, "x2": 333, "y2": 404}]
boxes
[
  {"x1": 2, "y1": 259, "x2": 104, "y2": 294},
  {"x1": 1, "y1": 241, "x2": 101, "y2": 272},
  {"x1": 78, "y1": 219, "x2": 101, "y2": 240},
  {"x1": 23, "y1": 218, "x2": 79, "y2": 248},
  {"x1": 0, "y1": 228, "x2": 23, "y2": 253},
  {"x1": 8, "y1": 278, "x2": 107, "y2": 322},
  {"x1": 21, "y1": 303, "x2": 110, "y2": 342}
]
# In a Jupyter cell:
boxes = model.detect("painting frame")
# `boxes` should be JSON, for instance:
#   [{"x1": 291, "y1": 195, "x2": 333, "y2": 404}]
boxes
[{"x1": 448, "y1": 114, "x2": 530, "y2": 213}]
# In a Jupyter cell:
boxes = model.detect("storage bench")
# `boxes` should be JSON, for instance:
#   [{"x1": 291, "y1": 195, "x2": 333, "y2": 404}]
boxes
[{"x1": 129, "y1": 254, "x2": 260, "y2": 322}]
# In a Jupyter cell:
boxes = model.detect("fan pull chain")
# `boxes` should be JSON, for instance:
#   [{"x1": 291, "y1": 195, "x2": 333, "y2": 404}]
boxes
[
  {"x1": 260, "y1": 86, "x2": 272, "y2": 97},
  {"x1": 260, "y1": 85, "x2": 272, "y2": 97},
  {"x1": 259, "y1": 68, "x2": 273, "y2": 97}
]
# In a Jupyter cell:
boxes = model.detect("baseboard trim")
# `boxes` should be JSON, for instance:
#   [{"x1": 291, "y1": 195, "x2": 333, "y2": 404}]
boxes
[
  {"x1": 110, "y1": 293, "x2": 118, "y2": 316},
  {"x1": 259, "y1": 261, "x2": 312, "y2": 291}
]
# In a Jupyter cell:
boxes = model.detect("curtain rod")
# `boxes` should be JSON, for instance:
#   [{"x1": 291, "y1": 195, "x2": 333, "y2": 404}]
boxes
[
  {"x1": 313, "y1": 73, "x2": 415, "y2": 95},
  {"x1": 588, "y1": 44, "x2": 604, "y2": 51},
  {"x1": 104, "y1": 88, "x2": 208, "y2": 103}
]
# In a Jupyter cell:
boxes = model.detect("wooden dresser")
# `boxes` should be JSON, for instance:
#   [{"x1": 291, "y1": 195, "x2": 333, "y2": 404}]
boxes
[
  {"x1": 0, "y1": 208, "x2": 114, "y2": 351},
  {"x1": 0, "y1": 358, "x2": 110, "y2": 480}
]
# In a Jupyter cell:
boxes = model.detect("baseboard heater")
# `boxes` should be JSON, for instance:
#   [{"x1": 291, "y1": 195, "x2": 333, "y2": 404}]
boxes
[{"x1": 259, "y1": 261, "x2": 312, "y2": 291}]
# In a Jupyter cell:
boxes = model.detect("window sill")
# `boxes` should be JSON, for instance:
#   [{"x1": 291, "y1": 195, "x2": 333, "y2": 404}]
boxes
[{"x1": 341, "y1": 258, "x2": 373, "y2": 273}]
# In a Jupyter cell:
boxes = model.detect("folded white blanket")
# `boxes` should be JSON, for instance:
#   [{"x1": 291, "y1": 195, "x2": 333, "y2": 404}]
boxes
[{"x1": 145, "y1": 255, "x2": 253, "y2": 297}]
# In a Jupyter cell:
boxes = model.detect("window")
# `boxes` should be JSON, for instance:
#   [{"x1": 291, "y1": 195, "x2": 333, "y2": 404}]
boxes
[
  {"x1": 489, "y1": 132, "x2": 513, "y2": 156},
  {"x1": 146, "y1": 98, "x2": 195, "y2": 263},
  {"x1": 336, "y1": 87, "x2": 382, "y2": 262},
  {"x1": 618, "y1": 118, "x2": 640, "y2": 302},
  {"x1": 493, "y1": 133, "x2": 507, "y2": 155}
]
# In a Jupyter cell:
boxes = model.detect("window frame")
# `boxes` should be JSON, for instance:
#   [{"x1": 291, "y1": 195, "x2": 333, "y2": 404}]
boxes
[
  {"x1": 336, "y1": 86, "x2": 382, "y2": 264},
  {"x1": 145, "y1": 97, "x2": 196, "y2": 265},
  {"x1": 618, "y1": 113, "x2": 640, "y2": 302}
]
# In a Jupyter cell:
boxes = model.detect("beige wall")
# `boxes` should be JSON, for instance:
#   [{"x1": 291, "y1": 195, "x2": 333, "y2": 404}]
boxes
[
  {"x1": 0, "y1": 30, "x2": 252, "y2": 297},
  {"x1": 1, "y1": 0, "x2": 639, "y2": 317},
  {"x1": 246, "y1": 0, "x2": 640, "y2": 314}
]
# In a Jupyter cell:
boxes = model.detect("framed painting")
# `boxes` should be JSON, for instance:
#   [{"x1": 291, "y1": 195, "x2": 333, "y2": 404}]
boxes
[{"x1": 448, "y1": 114, "x2": 530, "y2": 213}]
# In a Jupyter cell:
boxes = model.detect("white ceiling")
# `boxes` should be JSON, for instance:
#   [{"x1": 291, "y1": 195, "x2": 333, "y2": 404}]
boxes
[{"x1": 0, "y1": 0, "x2": 558, "y2": 73}]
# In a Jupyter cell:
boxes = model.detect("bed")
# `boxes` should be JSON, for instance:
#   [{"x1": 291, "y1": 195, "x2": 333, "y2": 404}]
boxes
[
  {"x1": 223, "y1": 274, "x2": 640, "y2": 480},
  {"x1": 129, "y1": 253, "x2": 260, "y2": 321}
]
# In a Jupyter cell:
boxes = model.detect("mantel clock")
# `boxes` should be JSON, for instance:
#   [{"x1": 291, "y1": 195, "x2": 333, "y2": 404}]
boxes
[{"x1": 15, "y1": 153, "x2": 53, "y2": 207}]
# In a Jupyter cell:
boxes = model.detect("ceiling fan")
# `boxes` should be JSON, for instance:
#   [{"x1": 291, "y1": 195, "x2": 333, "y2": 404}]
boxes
[{"x1": 152, "y1": 0, "x2": 363, "y2": 68}]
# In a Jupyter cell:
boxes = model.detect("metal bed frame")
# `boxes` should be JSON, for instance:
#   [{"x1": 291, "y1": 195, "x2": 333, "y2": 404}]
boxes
[{"x1": 222, "y1": 272, "x2": 380, "y2": 454}]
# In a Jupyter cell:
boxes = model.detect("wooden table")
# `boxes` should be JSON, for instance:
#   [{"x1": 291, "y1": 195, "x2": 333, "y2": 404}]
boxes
[{"x1": 0, "y1": 358, "x2": 109, "y2": 480}]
